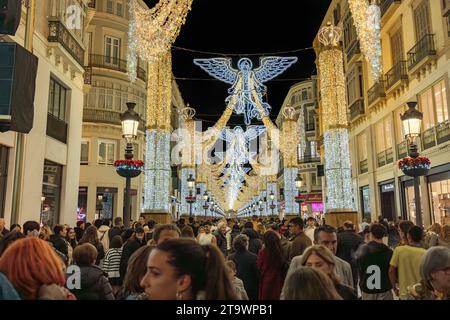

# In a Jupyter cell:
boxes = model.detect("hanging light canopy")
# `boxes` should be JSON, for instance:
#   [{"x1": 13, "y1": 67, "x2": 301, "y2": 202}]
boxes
[
  {"x1": 121, "y1": 102, "x2": 141, "y2": 142},
  {"x1": 401, "y1": 102, "x2": 423, "y2": 141}
]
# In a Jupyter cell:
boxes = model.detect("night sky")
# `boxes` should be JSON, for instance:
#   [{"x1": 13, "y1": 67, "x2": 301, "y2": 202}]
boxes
[{"x1": 144, "y1": 0, "x2": 331, "y2": 125}]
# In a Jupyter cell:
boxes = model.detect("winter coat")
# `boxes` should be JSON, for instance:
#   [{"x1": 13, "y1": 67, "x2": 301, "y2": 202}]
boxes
[
  {"x1": 233, "y1": 277, "x2": 249, "y2": 300},
  {"x1": 257, "y1": 248, "x2": 287, "y2": 300},
  {"x1": 337, "y1": 230, "x2": 364, "y2": 288},
  {"x1": 119, "y1": 238, "x2": 146, "y2": 279},
  {"x1": 355, "y1": 241, "x2": 393, "y2": 294},
  {"x1": 68, "y1": 265, "x2": 114, "y2": 300},
  {"x1": 97, "y1": 226, "x2": 110, "y2": 251},
  {"x1": 288, "y1": 231, "x2": 312, "y2": 262},
  {"x1": 241, "y1": 228, "x2": 263, "y2": 255},
  {"x1": 108, "y1": 226, "x2": 124, "y2": 242},
  {"x1": 229, "y1": 250, "x2": 259, "y2": 300},
  {"x1": 49, "y1": 234, "x2": 68, "y2": 258},
  {"x1": 74, "y1": 227, "x2": 84, "y2": 242},
  {"x1": 0, "y1": 272, "x2": 20, "y2": 300},
  {"x1": 213, "y1": 230, "x2": 228, "y2": 257}
]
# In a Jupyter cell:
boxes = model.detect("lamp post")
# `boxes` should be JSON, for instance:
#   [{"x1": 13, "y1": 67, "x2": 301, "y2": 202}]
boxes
[
  {"x1": 258, "y1": 199, "x2": 263, "y2": 217},
  {"x1": 295, "y1": 172, "x2": 304, "y2": 216},
  {"x1": 269, "y1": 191, "x2": 276, "y2": 217},
  {"x1": 96, "y1": 195, "x2": 103, "y2": 219},
  {"x1": 118, "y1": 102, "x2": 141, "y2": 228},
  {"x1": 210, "y1": 199, "x2": 215, "y2": 217},
  {"x1": 401, "y1": 101, "x2": 424, "y2": 227},
  {"x1": 202, "y1": 191, "x2": 209, "y2": 218},
  {"x1": 186, "y1": 174, "x2": 196, "y2": 216}
]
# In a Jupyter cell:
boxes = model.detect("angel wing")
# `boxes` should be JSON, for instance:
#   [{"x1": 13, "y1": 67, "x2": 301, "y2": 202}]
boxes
[
  {"x1": 244, "y1": 126, "x2": 266, "y2": 142},
  {"x1": 254, "y1": 56, "x2": 298, "y2": 83},
  {"x1": 193, "y1": 58, "x2": 238, "y2": 85}
]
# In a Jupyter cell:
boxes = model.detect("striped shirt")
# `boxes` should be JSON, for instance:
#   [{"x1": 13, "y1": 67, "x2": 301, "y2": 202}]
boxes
[{"x1": 103, "y1": 248, "x2": 122, "y2": 279}]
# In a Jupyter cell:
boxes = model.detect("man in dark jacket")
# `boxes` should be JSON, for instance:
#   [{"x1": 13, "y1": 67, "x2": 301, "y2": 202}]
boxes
[
  {"x1": 213, "y1": 221, "x2": 228, "y2": 257},
  {"x1": 355, "y1": 223, "x2": 393, "y2": 300},
  {"x1": 74, "y1": 221, "x2": 85, "y2": 242},
  {"x1": 337, "y1": 221, "x2": 364, "y2": 288},
  {"x1": 108, "y1": 217, "x2": 124, "y2": 242},
  {"x1": 242, "y1": 222, "x2": 263, "y2": 255},
  {"x1": 119, "y1": 227, "x2": 146, "y2": 279},
  {"x1": 229, "y1": 234, "x2": 259, "y2": 300},
  {"x1": 288, "y1": 217, "x2": 312, "y2": 262},
  {"x1": 50, "y1": 225, "x2": 68, "y2": 259}
]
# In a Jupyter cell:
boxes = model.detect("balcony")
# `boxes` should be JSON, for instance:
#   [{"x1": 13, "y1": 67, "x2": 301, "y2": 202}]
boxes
[
  {"x1": 359, "y1": 159, "x2": 368, "y2": 174},
  {"x1": 380, "y1": 0, "x2": 401, "y2": 18},
  {"x1": 48, "y1": 20, "x2": 85, "y2": 66},
  {"x1": 349, "y1": 98, "x2": 365, "y2": 121},
  {"x1": 346, "y1": 39, "x2": 360, "y2": 63},
  {"x1": 299, "y1": 155, "x2": 320, "y2": 164},
  {"x1": 397, "y1": 140, "x2": 408, "y2": 159},
  {"x1": 377, "y1": 148, "x2": 394, "y2": 168},
  {"x1": 367, "y1": 80, "x2": 386, "y2": 107},
  {"x1": 46, "y1": 113, "x2": 67, "y2": 144},
  {"x1": 407, "y1": 34, "x2": 436, "y2": 73},
  {"x1": 83, "y1": 108, "x2": 146, "y2": 131},
  {"x1": 305, "y1": 123, "x2": 315, "y2": 131},
  {"x1": 86, "y1": 54, "x2": 147, "y2": 82},
  {"x1": 421, "y1": 120, "x2": 450, "y2": 150},
  {"x1": 385, "y1": 60, "x2": 408, "y2": 92}
]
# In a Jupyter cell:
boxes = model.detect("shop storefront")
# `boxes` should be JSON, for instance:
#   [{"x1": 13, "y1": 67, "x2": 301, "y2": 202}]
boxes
[
  {"x1": 42, "y1": 160, "x2": 63, "y2": 227},
  {"x1": 360, "y1": 186, "x2": 371, "y2": 222},
  {"x1": 379, "y1": 180, "x2": 396, "y2": 221},
  {"x1": 77, "y1": 187, "x2": 88, "y2": 222},
  {"x1": 299, "y1": 193, "x2": 324, "y2": 221},
  {"x1": 96, "y1": 187, "x2": 118, "y2": 220}
]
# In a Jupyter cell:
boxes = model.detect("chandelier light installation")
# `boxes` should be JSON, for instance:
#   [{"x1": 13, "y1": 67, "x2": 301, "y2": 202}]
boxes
[
  {"x1": 348, "y1": 0, "x2": 382, "y2": 82},
  {"x1": 180, "y1": 106, "x2": 197, "y2": 215},
  {"x1": 318, "y1": 23, "x2": 354, "y2": 211}
]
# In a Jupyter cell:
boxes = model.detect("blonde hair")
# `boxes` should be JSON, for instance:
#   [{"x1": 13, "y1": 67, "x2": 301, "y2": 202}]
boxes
[{"x1": 300, "y1": 245, "x2": 341, "y2": 285}]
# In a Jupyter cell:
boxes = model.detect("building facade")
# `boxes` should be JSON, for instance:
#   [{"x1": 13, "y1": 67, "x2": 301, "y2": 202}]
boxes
[{"x1": 317, "y1": 0, "x2": 450, "y2": 227}]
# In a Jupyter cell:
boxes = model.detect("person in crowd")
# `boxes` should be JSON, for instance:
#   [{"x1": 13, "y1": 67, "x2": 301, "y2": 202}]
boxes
[
  {"x1": 103, "y1": 235, "x2": 123, "y2": 295},
  {"x1": 138, "y1": 215, "x2": 146, "y2": 226},
  {"x1": 304, "y1": 217, "x2": 316, "y2": 243},
  {"x1": 0, "y1": 237, "x2": 72, "y2": 299},
  {"x1": 0, "y1": 218, "x2": 8, "y2": 237},
  {"x1": 225, "y1": 260, "x2": 248, "y2": 300},
  {"x1": 176, "y1": 218, "x2": 186, "y2": 232},
  {"x1": 251, "y1": 215, "x2": 259, "y2": 231},
  {"x1": 228, "y1": 234, "x2": 259, "y2": 300},
  {"x1": 188, "y1": 217, "x2": 199, "y2": 238},
  {"x1": 78, "y1": 225, "x2": 105, "y2": 266},
  {"x1": 360, "y1": 218, "x2": 370, "y2": 233},
  {"x1": 65, "y1": 227, "x2": 78, "y2": 265},
  {"x1": 423, "y1": 223, "x2": 441, "y2": 249},
  {"x1": 256, "y1": 223, "x2": 266, "y2": 239},
  {"x1": 282, "y1": 267, "x2": 342, "y2": 300},
  {"x1": 388, "y1": 222, "x2": 401, "y2": 248},
  {"x1": 97, "y1": 219, "x2": 110, "y2": 251},
  {"x1": 0, "y1": 230, "x2": 25, "y2": 257},
  {"x1": 140, "y1": 238, "x2": 237, "y2": 300},
  {"x1": 213, "y1": 221, "x2": 228, "y2": 257},
  {"x1": 116, "y1": 245, "x2": 152, "y2": 300},
  {"x1": 269, "y1": 223, "x2": 291, "y2": 260},
  {"x1": 408, "y1": 246, "x2": 450, "y2": 300},
  {"x1": 284, "y1": 225, "x2": 353, "y2": 291},
  {"x1": 119, "y1": 227, "x2": 146, "y2": 280},
  {"x1": 398, "y1": 220, "x2": 414, "y2": 246},
  {"x1": 108, "y1": 217, "x2": 124, "y2": 243},
  {"x1": 438, "y1": 225, "x2": 450, "y2": 248},
  {"x1": 39, "y1": 225, "x2": 52, "y2": 241},
  {"x1": 242, "y1": 221, "x2": 263, "y2": 255},
  {"x1": 145, "y1": 219, "x2": 157, "y2": 243},
  {"x1": 229, "y1": 224, "x2": 241, "y2": 253},
  {"x1": 279, "y1": 219, "x2": 290, "y2": 239},
  {"x1": 288, "y1": 217, "x2": 312, "y2": 262},
  {"x1": 181, "y1": 225, "x2": 195, "y2": 239},
  {"x1": 0, "y1": 271, "x2": 20, "y2": 300},
  {"x1": 359, "y1": 226, "x2": 371, "y2": 243},
  {"x1": 299, "y1": 245, "x2": 357, "y2": 299},
  {"x1": 389, "y1": 225, "x2": 426, "y2": 300},
  {"x1": 355, "y1": 223, "x2": 393, "y2": 300},
  {"x1": 197, "y1": 224, "x2": 216, "y2": 245},
  {"x1": 121, "y1": 228, "x2": 134, "y2": 244},
  {"x1": 152, "y1": 224, "x2": 181, "y2": 246},
  {"x1": 74, "y1": 221, "x2": 85, "y2": 242},
  {"x1": 9, "y1": 224, "x2": 21, "y2": 233},
  {"x1": 22, "y1": 221, "x2": 40, "y2": 238},
  {"x1": 257, "y1": 230, "x2": 287, "y2": 300},
  {"x1": 69, "y1": 243, "x2": 114, "y2": 300},
  {"x1": 336, "y1": 221, "x2": 364, "y2": 289},
  {"x1": 50, "y1": 225, "x2": 69, "y2": 261}
]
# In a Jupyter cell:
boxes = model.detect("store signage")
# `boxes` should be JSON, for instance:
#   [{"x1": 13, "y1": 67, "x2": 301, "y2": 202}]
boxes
[{"x1": 381, "y1": 183, "x2": 395, "y2": 193}]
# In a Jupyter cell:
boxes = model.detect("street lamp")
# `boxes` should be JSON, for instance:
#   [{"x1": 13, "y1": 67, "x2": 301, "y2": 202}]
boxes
[
  {"x1": 118, "y1": 102, "x2": 141, "y2": 227},
  {"x1": 96, "y1": 194, "x2": 103, "y2": 219},
  {"x1": 295, "y1": 172, "x2": 304, "y2": 216},
  {"x1": 202, "y1": 191, "x2": 209, "y2": 218},
  {"x1": 269, "y1": 191, "x2": 276, "y2": 216},
  {"x1": 258, "y1": 199, "x2": 263, "y2": 217},
  {"x1": 401, "y1": 101, "x2": 424, "y2": 227},
  {"x1": 186, "y1": 174, "x2": 196, "y2": 216}
]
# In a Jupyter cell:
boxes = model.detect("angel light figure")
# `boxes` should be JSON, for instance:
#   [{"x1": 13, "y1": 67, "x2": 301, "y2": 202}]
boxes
[{"x1": 194, "y1": 56, "x2": 298, "y2": 125}]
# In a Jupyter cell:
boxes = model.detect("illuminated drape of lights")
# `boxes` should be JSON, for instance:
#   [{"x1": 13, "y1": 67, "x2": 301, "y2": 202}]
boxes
[
  {"x1": 318, "y1": 24, "x2": 355, "y2": 211},
  {"x1": 348, "y1": 0, "x2": 382, "y2": 82},
  {"x1": 281, "y1": 107, "x2": 299, "y2": 167},
  {"x1": 284, "y1": 167, "x2": 298, "y2": 215}
]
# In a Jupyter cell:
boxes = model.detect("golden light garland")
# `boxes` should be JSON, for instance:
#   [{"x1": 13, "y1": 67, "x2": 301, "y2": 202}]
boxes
[{"x1": 281, "y1": 107, "x2": 299, "y2": 167}]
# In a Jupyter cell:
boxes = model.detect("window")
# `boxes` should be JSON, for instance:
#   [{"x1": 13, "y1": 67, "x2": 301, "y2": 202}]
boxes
[
  {"x1": 346, "y1": 63, "x2": 363, "y2": 106},
  {"x1": 311, "y1": 172, "x2": 317, "y2": 186},
  {"x1": 390, "y1": 28, "x2": 404, "y2": 64},
  {"x1": 48, "y1": 78, "x2": 68, "y2": 121},
  {"x1": 116, "y1": 2, "x2": 123, "y2": 17},
  {"x1": 419, "y1": 79, "x2": 449, "y2": 130},
  {"x1": 81, "y1": 141, "x2": 89, "y2": 164},
  {"x1": 98, "y1": 140, "x2": 116, "y2": 165},
  {"x1": 375, "y1": 117, "x2": 393, "y2": 153},
  {"x1": 413, "y1": 0, "x2": 431, "y2": 41},
  {"x1": 357, "y1": 133, "x2": 367, "y2": 161},
  {"x1": 42, "y1": 160, "x2": 63, "y2": 227},
  {"x1": 106, "y1": 0, "x2": 114, "y2": 14},
  {"x1": 310, "y1": 141, "x2": 319, "y2": 158},
  {"x1": 105, "y1": 36, "x2": 120, "y2": 65}
]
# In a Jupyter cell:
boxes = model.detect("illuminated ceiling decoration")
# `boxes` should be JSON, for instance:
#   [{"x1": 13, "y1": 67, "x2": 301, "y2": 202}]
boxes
[
  {"x1": 318, "y1": 23, "x2": 355, "y2": 211},
  {"x1": 348, "y1": 0, "x2": 382, "y2": 82},
  {"x1": 194, "y1": 57, "x2": 298, "y2": 125}
]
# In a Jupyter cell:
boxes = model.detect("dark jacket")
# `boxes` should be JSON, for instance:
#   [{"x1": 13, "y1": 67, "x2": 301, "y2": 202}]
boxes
[
  {"x1": 335, "y1": 283, "x2": 358, "y2": 300},
  {"x1": 74, "y1": 227, "x2": 84, "y2": 242},
  {"x1": 68, "y1": 265, "x2": 114, "y2": 300},
  {"x1": 241, "y1": 228, "x2": 263, "y2": 255},
  {"x1": 355, "y1": 241, "x2": 393, "y2": 294},
  {"x1": 108, "y1": 226, "x2": 124, "y2": 242},
  {"x1": 213, "y1": 230, "x2": 228, "y2": 257},
  {"x1": 229, "y1": 250, "x2": 259, "y2": 300},
  {"x1": 49, "y1": 234, "x2": 68, "y2": 257},
  {"x1": 288, "y1": 231, "x2": 312, "y2": 262},
  {"x1": 120, "y1": 238, "x2": 146, "y2": 279},
  {"x1": 337, "y1": 229, "x2": 364, "y2": 288},
  {"x1": 95, "y1": 242, "x2": 105, "y2": 265}
]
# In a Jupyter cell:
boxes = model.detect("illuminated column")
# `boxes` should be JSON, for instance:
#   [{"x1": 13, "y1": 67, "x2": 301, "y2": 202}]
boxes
[{"x1": 318, "y1": 23, "x2": 355, "y2": 211}]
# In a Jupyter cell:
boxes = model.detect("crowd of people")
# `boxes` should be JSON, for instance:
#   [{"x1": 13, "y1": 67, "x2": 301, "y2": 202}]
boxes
[{"x1": 0, "y1": 214, "x2": 449, "y2": 300}]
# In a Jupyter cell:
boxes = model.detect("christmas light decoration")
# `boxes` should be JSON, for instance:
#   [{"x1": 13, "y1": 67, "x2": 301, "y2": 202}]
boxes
[
  {"x1": 281, "y1": 107, "x2": 299, "y2": 167},
  {"x1": 284, "y1": 167, "x2": 298, "y2": 215},
  {"x1": 348, "y1": 0, "x2": 382, "y2": 82}
]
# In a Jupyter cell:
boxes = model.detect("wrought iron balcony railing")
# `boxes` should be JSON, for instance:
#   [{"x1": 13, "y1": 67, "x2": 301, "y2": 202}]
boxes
[
  {"x1": 367, "y1": 80, "x2": 386, "y2": 106},
  {"x1": 385, "y1": 60, "x2": 408, "y2": 91},
  {"x1": 83, "y1": 108, "x2": 146, "y2": 130},
  {"x1": 359, "y1": 159, "x2": 368, "y2": 174},
  {"x1": 380, "y1": 0, "x2": 401, "y2": 17},
  {"x1": 87, "y1": 54, "x2": 147, "y2": 82},
  {"x1": 421, "y1": 120, "x2": 450, "y2": 150},
  {"x1": 299, "y1": 155, "x2": 320, "y2": 164},
  {"x1": 349, "y1": 98, "x2": 365, "y2": 121},
  {"x1": 407, "y1": 34, "x2": 436, "y2": 71},
  {"x1": 48, "y1": 20, "x2": 85, "y2": 66},
  {"x1": 397, "y1": 140, "x2": 408, "y2": 159},
  {"x1": 377, "y1": 148, "x2": 394, "y2": 168}
]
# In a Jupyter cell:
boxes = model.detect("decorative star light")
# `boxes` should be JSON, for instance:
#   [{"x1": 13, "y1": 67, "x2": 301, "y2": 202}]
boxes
[{"x1": 194, "y1": 57, "x2": 298, "y2": 125}]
